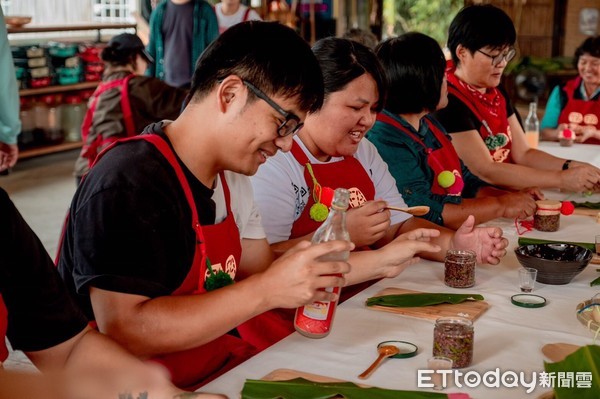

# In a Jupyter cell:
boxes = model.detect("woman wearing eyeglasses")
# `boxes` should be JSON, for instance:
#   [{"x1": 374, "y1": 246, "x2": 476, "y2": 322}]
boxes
[
  {"x1": 434, "y1": 4, "x2": 600, "y2": 193},
  {"x1": 240, "y1": 37, "x2": 509, "y2": 351}
]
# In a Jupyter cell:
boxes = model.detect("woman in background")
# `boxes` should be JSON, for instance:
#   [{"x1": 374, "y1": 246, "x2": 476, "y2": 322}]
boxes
[
  {"x1": 541, "y1": 36, "x2": 600, "y2": 144},
  {"x1": 75, "y1": 33, "x2": 187, "y2": 183}
]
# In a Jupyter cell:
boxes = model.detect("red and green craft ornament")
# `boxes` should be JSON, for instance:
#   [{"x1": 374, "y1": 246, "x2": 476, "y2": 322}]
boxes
[
  {"x1": 306, "y1": 163, "x2": 334, "y2": 222},
  {"x1": 204, "y1": 257, "x2": 234, "y2": 291},
  {"x1": 437, "y1": 170, "x2": 464, "y2": 195}
]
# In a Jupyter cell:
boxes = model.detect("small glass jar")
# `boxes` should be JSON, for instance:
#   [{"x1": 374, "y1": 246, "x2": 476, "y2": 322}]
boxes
[
  {"x1": 534, "y1": 200, "x2": 561, "y2": 232},
  {"x1": 444, "y1": 249, "x2": 476, "y2": 288},
  {"x1": 433, "y1": 316, "x2": 474, "y2": 368}
]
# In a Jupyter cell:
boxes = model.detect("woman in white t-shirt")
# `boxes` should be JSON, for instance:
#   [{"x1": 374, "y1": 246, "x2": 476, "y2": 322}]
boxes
[{"x1": 215, "y1": 0, "x2": 261, "y2": 34}]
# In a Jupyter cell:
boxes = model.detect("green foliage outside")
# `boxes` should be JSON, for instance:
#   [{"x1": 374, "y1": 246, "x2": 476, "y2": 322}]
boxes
[{"x1": 382, "y1": 0, "x2": 463, "y2": 46}]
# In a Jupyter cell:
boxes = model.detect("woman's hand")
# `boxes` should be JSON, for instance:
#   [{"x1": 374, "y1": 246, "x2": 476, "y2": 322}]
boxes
[
  {"x1": 451, "y1": 215, "x2": 508, "y2": 264},
  {"x1": 345, "y1": 200, "x2": 391, "y2": 247},
  {"x1": 371, "y1": 228, "x2": 441, "y2": 279},
  {"x1": 559, "y1": 164, "x2": 600, "y2": 193}
]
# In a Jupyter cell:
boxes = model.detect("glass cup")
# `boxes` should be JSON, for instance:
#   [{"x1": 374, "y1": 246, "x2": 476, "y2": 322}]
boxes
[
  {"x1": 427, "y1": 356, "x2": 453, "y2": 390},
  {"x1": 519, "y1": 267, "x2": 538, "y2": 293}
]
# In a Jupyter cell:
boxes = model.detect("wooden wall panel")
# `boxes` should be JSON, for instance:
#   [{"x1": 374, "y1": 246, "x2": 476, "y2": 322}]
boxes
[{"x1": 564, "y1": 0, "x2": 600, "y2": 56}]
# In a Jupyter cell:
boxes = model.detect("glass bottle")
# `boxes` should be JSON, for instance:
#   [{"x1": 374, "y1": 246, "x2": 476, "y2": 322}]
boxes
[
  {"x1": 524, "y1": 102, "x2": 539, "y2": 149},
  {"x1": 294, "y1": 187, "x2": 350, "y2": 338},
  {"x1": 433, "y1": 316, "x2": 474, "y2": 368},
  {"x1": 61, "y1": 94, "x2": 85, "y2": 142}
]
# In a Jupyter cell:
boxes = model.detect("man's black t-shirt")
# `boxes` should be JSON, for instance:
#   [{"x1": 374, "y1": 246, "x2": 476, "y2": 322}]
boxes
[{"x1": 58, "y1": 125, "x2": 217, "y2": 319}]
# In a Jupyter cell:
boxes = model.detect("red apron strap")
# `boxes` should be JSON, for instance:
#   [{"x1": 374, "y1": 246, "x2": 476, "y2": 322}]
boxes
[
  {"x1": 120, "y1": 74, "x2": 137, "y2": 137},
  {"x1": 290, "y1": 140, "x2": 310, "y2": 165},
  {"x1": 0, "y1": 295, "x2": 8, "y2": 362},
  {"x1": 242, "y1": 7, "x2": 251, "y2": 21},
  {"x1": 447, "y1": 84, "x2": 485, "y2": 122}
]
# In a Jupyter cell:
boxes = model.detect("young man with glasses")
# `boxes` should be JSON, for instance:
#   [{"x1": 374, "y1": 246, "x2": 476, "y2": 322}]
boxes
[
  {"x1": 57, "y1": 21, "x2": 354, "y2": 391},
  {"x1": 434, "y1": 4, "x2": 600, "y2": 193}
]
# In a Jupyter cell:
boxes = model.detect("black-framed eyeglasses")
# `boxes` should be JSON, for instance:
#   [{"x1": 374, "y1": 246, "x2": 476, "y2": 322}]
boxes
[
  {"x1": 243, "y1": 80, "x2": 303, "y2": 137},
  {"x1": 477, "y1": 48, "x2": 516, "y2": 67}
]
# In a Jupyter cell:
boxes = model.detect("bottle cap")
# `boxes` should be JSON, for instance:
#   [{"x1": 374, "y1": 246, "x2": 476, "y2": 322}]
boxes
[
  {"x1": 511, "y1": 294, "x2": 547, "y2": 308},
  {"x1": 377, "y1": 340, "x2": 418, "y2": 358}
]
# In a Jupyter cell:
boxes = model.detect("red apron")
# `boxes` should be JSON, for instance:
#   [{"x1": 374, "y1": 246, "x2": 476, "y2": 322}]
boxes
[
  {"x1": 376, "y1": 113, "x2": 464, "y2": 196},
  {"x1": 446, "y1": 68, "x2": 513, "y2": 163},
  {"x1": 237, "y1": 140, "x2": 376, "y2": 351},
  {"x1": 66, "y1": 134, "x2": 255, "y2": 390},
  {"x1": 558, "y1": 77, "x2": 600, "y2": 145},
  {"x1": 0, "y1": 296, "x2": 8, "y2": 363},
  {"x1": 80, "y1": 74, "x2": 137, "y2": 167}
]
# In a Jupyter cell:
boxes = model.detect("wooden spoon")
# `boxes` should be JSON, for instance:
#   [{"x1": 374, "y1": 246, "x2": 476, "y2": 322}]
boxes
[
  {"x1": 385, "y1": 205, "x2": 430, "y2": 216},
  {"x1": 541, "y1": 343, "x2": 580, "y2": 362},
  {"x1": 358, "y1": 345, "x2": 399, "y2": 379}
]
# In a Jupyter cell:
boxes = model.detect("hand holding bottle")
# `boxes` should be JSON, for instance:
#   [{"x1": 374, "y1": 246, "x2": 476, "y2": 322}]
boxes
[{"x1": 258, "y1": 239, "x2": 353, "y2": 310}]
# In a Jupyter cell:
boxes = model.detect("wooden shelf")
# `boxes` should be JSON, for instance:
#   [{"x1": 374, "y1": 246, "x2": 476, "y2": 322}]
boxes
[
  {"x1": 20, "y1": 141, "x2": 82, "y2": 160},
  {"x1": 19, "y1": 81, "x2": 98, "y2": 97},
  {"x1": 8, "y1": 23, "x2": 136, "y2": 35}
]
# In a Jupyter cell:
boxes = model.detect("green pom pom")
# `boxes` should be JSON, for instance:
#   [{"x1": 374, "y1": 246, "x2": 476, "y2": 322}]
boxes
[
  {"x1": 437, "y1": 170, "x2": 455, "y2": 188},
  {"x1": 310, "y1": 203, "x2": 329, "y2": 222},
  {"x1": 205, "y1": 270, "x2": 234, "y2": 291}
]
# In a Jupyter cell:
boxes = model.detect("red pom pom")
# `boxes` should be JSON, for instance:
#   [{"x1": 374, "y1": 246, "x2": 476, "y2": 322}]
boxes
[
  {"x1": 560, "y1": 201, "x2": 575, "y2": 215},
  {"x1": 446, "y1": 175, "x2": 465, "y2": 195},
  {"x1": 321, "y1": 187, "x2": 335, "y2": 207},
  {"x1": 562, "y1": 129, "x2": 574, "y2": 139}
]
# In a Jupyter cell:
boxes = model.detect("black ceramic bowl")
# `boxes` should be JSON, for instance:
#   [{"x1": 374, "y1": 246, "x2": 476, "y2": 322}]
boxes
[{"x1": 514, "y1": 243, "x2": 593, "y2": 285}]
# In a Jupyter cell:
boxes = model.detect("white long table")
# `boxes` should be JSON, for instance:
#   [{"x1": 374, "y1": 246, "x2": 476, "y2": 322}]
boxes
[{"x1": 201, "y1": 144, "x2": 600, "y2": 399}]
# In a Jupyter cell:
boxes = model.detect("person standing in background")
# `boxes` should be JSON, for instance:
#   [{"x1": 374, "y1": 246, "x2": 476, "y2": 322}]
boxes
[
  {"x1": 0, "y1": 5, "x2": 21, "y2": 172},
  {"x1": 215, "y1": 0, "x2": 262, "y2": 34},
  {"x1": 74, "y1": 33, "x2": 187, "y2": 183},
  {"x1": 540, "y1": 36, "x2": 600, "y2": 144},
  {"x1": 146, "y1": 0, "x2": 219, "y2": 89}
]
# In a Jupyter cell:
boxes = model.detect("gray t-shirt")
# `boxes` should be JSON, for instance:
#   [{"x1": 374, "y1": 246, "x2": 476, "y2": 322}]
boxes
[{"x1": 162, "y1": 1, "x2": 194, "y2": 88}]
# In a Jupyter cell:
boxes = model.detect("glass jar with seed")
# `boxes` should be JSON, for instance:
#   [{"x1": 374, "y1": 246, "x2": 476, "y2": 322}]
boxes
[
  {"x1": 433, "y1": 316, "x2": 474, "y2": 368},
  {"x1": 444, "y1": 249, "x2": 476, "y2": 288},
  {"x1": 533, "y1": 200, "x2": 561, "y2": 232}
]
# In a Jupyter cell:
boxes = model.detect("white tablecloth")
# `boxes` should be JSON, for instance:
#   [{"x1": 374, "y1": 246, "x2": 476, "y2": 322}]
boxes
[{"x1": 200, "y1": 143, "x2": 600, "y2": 399}]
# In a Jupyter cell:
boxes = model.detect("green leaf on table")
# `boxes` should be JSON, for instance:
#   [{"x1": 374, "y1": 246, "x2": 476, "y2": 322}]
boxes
[
  {"x1": 570, "y1": 201, "x2": 600, "y2": 210},
  {"x1": 241, "y1": 378, "x2": 449, "y2": 399},
  {"x1": 590, "y1": 276, "x2": 600, "y2": 287},
  {"x1": 517, "y1": 237, "x2": 595, "y2": 252},
  {"x1": 365, "y1": 293, "x2": 484, "y2": 308},
  {"x1": 544, "y1": 345, "x2": 600, "y2": 399}
]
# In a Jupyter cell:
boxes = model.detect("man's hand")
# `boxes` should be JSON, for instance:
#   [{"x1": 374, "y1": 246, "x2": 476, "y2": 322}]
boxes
[{"x1": 258, "y1": 240, "x2": 354, "y2": 309}]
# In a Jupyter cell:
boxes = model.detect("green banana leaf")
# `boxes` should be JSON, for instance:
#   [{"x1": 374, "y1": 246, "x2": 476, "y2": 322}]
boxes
[
  {"x1": 590, "y1": 276, "x2": 600, "y2": 287},
  {"x1": 366, "y1": 293, "x2": 484, "y2": 308},
  {"x1": 570, "y1": 201, "x2": 600, "y2": 210},
  {"x1": 544, "y1": 345, "x2": 600, "y2": 399},
  {"x1": 517, "y1": 237, "x2": 595, "y2": 252},
  {"x1": 241, "y1": 378, "x2": 448, "y2": 399}
]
